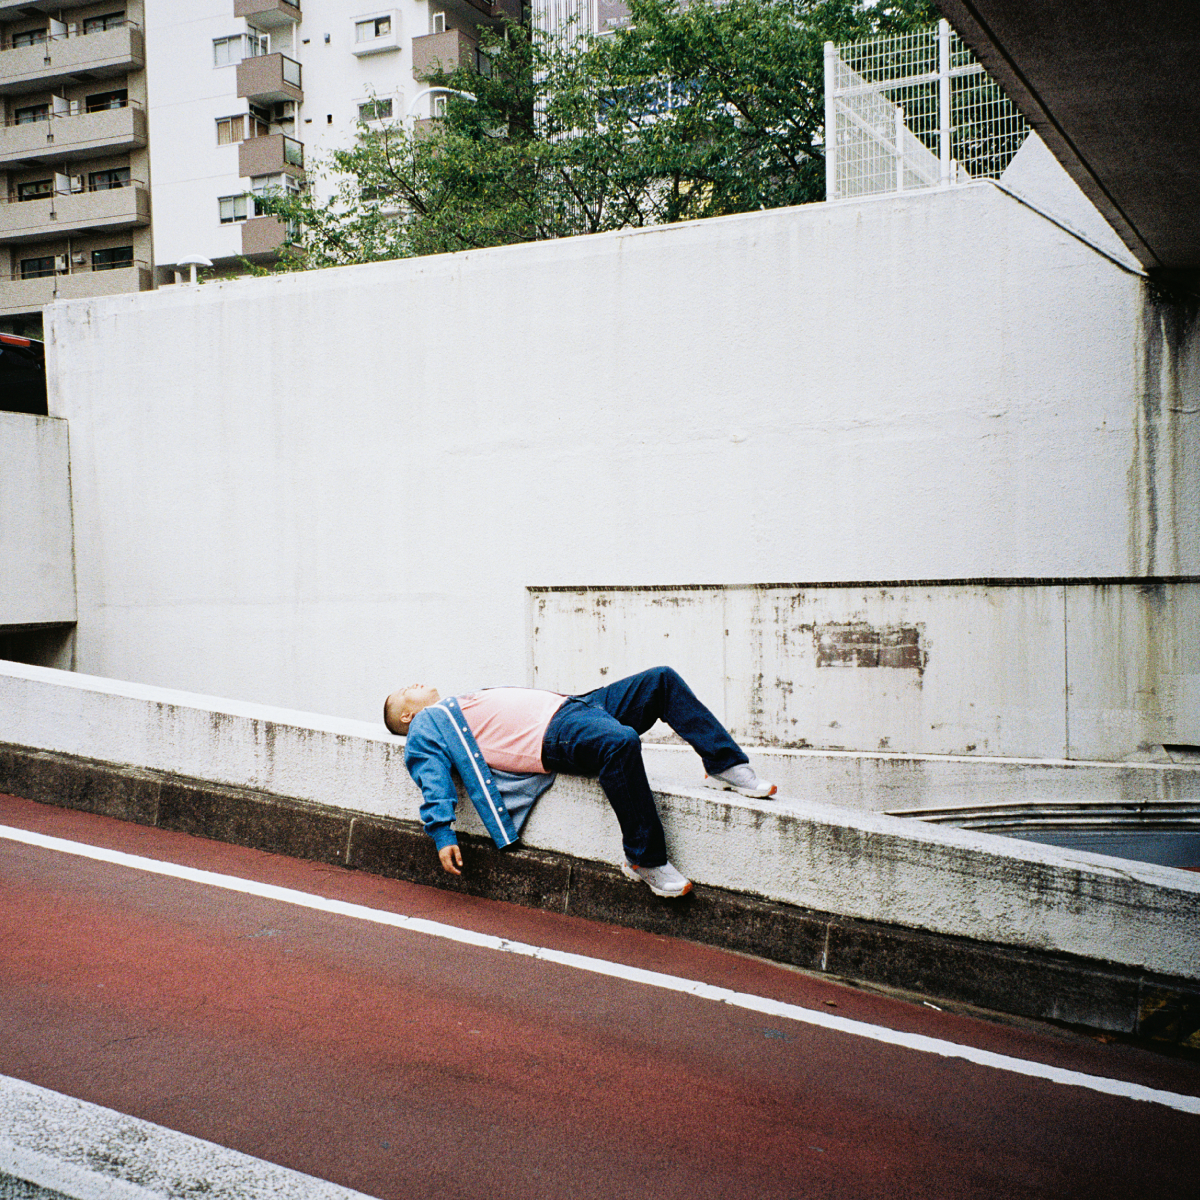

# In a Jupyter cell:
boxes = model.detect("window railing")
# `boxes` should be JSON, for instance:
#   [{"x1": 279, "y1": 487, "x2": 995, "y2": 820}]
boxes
[
  {"x1": 3, "y1": 97, "x2": 143, "y2": 127},
  {"x1": 9, "y1": 256, "x2": 148, "y2": 281},
  {"x1": 4, "y1": 177, "x2": 143, "y2": 202},
  {"x1": 0, "y1": 21, "x2": 142, "y2": 53}
]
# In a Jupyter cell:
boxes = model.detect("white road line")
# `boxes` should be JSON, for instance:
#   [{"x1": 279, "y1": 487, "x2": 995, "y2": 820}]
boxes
[
  {"x1": 4, "y1": 823, "x2": 1199, "y2": 1117},
  {"x1": 0, "y1": 1075, "x2": 380, "y2": 1200}
]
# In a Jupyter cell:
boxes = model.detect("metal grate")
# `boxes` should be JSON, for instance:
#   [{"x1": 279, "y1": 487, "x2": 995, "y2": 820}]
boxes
[{"x1": 824, "y1": 19, "x2": 1030, "y2": 201}]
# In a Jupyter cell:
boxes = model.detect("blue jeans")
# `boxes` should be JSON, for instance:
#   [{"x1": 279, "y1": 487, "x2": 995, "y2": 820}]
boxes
[{"x1": 540, "y1": 666, "x2": 748, "y2": 868}]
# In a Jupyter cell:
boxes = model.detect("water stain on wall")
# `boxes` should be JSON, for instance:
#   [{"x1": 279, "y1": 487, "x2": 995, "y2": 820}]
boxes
[{"x1": 813, "y1": 622, "x2": 926, "y2": 676}]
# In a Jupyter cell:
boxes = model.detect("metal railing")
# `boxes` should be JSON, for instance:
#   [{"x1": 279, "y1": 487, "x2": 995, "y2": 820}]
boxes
[
  {"x1": 824, "y1": 19, "x2": 1030, "y2": 201},
  {"x1": 10, "y1": 256, "x2": 148, "y2": 281},
  {"x1": 0, "y1": 20, "x2": 141, "y2": 52},
  {"x1": 4, "y1": 177, "x2": 143, "y2": 202},
  {"x1": 3, "y1": 97, "x2": 143, "y2": 127}
]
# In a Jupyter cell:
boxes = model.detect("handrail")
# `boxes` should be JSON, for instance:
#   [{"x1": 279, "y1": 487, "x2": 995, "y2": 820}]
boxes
[
  {"x1": 3, "y1": 98, "x2": 144, "y2": 127},
  {"x1": 9, "y1": 257, "x2": 149, "y2": 281},
  {"x1": 3, "y1": 178, "x2": 146, "y2": 203},
  {"x1": 0, "y1": 20, "x2": 142, "y2": 53}
]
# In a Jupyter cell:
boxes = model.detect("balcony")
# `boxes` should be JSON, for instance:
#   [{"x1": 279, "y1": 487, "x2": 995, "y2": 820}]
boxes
[
  {"x1": 0, "y1": 179, "x2": 149, "y2": 241},
  {"x1": 0, "y1": 260, "x2": 151, "y2": 318},
  {"x1": 411, "y1": 30, "x2": 477, "y2": 81},
  {"x1": 238, "y1": 133, "x2": 303, "y2": 178},
  {"x1": 0, "y1": 102, "x2": 147, "y2": 166},
  {"x1": 0, "y1": 0, "x2": 95, "y2": 13},
  {"x1": 241, "y1": 214, "x2": 286, "y2": 257},
  {"x1": 0, "y1": 23, "x2": 144, "y2": 94},
  {"x1": 236, "y1": 52, "x2": 302, "y2": 105},
  {"x1": 234, "y1": 0, "x2": 301, "y2": 29}
]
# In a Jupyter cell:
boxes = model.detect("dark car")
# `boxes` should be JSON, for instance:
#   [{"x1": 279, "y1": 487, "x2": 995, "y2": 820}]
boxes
[{"x1": 0, "y1": 332, "x2": 47, "y2": 416}]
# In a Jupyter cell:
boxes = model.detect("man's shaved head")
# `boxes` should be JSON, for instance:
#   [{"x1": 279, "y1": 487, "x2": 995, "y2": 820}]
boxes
[{"x1": 383, "y1": 683, "x2": 440, "y2": 735}]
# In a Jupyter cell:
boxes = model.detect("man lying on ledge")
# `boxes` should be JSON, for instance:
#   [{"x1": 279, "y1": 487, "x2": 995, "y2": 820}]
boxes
[{"x1": 383, "y1": 666, "x2": 776, "y2": 898}]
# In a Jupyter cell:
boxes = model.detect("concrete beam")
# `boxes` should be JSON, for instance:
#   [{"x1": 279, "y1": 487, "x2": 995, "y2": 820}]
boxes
[{"x1": 935, "y1": 1, "x2": 1200, "y2": 276}]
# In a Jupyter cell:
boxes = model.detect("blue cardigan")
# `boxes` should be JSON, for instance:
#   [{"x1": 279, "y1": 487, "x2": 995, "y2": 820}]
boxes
[{"x1": 403, "y1": 696, "x2": 557, "y2": 851}]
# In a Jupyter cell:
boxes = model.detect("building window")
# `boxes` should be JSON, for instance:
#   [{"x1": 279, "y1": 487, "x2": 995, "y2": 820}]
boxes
[
  {"x1": 216, "y1": 114, "x2": 269, "y2": 145},
  {"x1": 358, "y1": 98, "x2": 393, "y2": 122},
  {"x1": 213, "y1": 32, "x2": 266, "y2": 67},
  {"x1": 92, "y1": 246, "x2": 133, "y2": 271},
  {"x1": 83, "y1": 13, "x2": 126, "y2": 34},
  {"x1": 250, "y1": 172, "x2": 299, "y2": 215},
  {"x1": 20, "y1": 256, "x2": 56, "y2": 279},
  {"x1": 85, "y1": 89, "x2": 128, "y2": 113},
  {"x1": 219, "y1": 194, "x2": 249, "y2": 224},
  {"x1": 11, "y1": 29, "x2": 47, "y2": 48},
  {"x1": 16, "y1": 179, "x2": 53, "y2": 201},
  {"x1": 13, "y1": 104, "x2": 50, "y2": 125},
  {"x1": 89, "y1": 167, "x2": 131, "y2": 191},
  {"x1": 431, "y1": 11, "x2": 446, "y2": 33},
  {"x1": 355, "y1": 16, "x2": 391, "y2": 42}
]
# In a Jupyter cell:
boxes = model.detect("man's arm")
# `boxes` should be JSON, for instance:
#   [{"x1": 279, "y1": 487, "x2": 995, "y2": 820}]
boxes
[{"x1": 403, "y1": 716, "x2": 464, "y2": 875}]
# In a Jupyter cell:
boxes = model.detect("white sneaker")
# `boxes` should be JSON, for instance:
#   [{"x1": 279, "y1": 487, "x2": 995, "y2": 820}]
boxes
[
  {"x1": 622, "y1": 860, "x2": 693, "y2": 897},
  {"x1": 704, "y1": 763, "x2": 777, "y2": 798}
]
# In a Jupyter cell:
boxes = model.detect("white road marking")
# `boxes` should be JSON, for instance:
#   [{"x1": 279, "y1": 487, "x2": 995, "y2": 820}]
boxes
[
  {"x1": 0, "y1": 1075, "x2": 379, "y2": 1200},
  {"x1": 4, "y1": 823, "x2": 1199, "y2": 1117}
]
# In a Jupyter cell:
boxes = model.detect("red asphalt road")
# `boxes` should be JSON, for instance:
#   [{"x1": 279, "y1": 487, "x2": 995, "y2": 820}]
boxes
[{"x1": 1, "y1": 793, "x2": 1197, "y2": 1200}]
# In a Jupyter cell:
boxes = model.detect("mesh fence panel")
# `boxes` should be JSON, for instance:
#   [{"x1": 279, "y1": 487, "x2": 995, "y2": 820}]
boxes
[{"x1": 827, "y1": 21, "x2": 1029, "y2": 200}]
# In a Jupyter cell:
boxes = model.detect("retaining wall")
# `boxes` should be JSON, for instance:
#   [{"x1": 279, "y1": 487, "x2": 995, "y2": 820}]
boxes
[
  {"x1": 42, "y1": 184, "x2": 1200, "y2": 746},
  {"x1": 0, "y1": 412, "x2": 74, "y2": 629}
]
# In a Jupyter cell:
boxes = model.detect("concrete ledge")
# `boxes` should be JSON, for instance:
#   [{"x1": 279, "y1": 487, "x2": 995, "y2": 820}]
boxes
[
  {"x1": 2, "y1": 740, "x2": 1199, "y2": 1047},
  {"x1": 2, "y1": 661, "x2": 1199, "y2": 1047}
]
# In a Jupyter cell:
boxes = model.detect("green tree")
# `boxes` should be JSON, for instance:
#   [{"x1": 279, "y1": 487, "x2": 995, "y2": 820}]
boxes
[{"x1": 256, "y1": 0, "x2": 937, "y2": 269}]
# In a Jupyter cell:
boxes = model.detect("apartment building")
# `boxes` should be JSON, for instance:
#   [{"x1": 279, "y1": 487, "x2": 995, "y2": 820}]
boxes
[
  {"x1": 0, "y1": 0, "x2": 517, "y2": 335},
  {"x1": 0, "y1": 0, "x2": 150, "y2": 335}
]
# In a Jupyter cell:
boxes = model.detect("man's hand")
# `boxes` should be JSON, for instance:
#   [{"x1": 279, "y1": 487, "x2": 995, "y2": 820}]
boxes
[{"x1": 438, "y1": 844, "x2": 463, "y2": 876}]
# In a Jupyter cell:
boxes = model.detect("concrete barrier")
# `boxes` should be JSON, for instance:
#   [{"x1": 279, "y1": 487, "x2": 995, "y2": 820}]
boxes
[{"x1": 2, "y1": 660, "x2": 1197, "y2": 1043}]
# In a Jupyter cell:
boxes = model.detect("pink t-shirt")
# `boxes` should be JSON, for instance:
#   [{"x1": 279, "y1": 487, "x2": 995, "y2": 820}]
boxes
[{"x1": 458, "y1": 688, "x2": 567, "y2": 774}]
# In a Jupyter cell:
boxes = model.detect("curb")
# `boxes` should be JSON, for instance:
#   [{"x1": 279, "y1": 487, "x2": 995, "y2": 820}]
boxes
[{"x1": 2, "y1": 740, "x2": 1197, "y2": 1049}]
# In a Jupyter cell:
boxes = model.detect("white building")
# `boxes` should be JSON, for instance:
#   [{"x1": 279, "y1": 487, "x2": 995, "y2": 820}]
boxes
[{"x1": 0, "y1": 0, "x2": 515, "y2": 332}]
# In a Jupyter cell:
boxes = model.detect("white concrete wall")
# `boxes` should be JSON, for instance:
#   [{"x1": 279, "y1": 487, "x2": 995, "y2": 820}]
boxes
[
  {"x1": 44, "y1": 184, "x2": 1200, "y2": 737},
  {"x1": 3, "y1": 660, "x2": 1197, "y2": 979},
  {"x1": 0, "y1": 412, "x2": 75, "y2": 627}
]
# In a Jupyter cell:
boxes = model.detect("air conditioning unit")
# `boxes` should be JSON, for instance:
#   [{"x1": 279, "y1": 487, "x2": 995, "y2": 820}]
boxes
[
  {"x1": 71, "y1": 175, "x2": 84, "y2": 193},
  {"x1": 272, "y1": 101, "x2": 296, "y2": 121},
  {"x1": 54, "y1": 255, "x2": 68, "y2": 273},
  {"x1": 71, "y1": 252, "x2": 86, "y2": 264}
]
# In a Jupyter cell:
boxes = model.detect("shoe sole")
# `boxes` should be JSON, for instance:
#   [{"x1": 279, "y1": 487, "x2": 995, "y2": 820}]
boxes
[
  {"x1": 621, "y1": 862, "x2": 693, "y2": 898},
  {"x1": 704, "y1": 777, "x2": 778, "y2": 799}
]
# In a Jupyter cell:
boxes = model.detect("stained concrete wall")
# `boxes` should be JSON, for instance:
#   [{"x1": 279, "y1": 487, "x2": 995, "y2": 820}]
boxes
[
  {"x1": 531, "y1": 582, "x2": 1200, "y2": 759},
  {"x1": 42, "y1": 183, "x2": 1200, "y2": 751},
  {"x1": 0, "y1": 412, "x2": 75, "y2": 628},
  {"x1": 3, "y1": 660, "x2": 1198, "y2": 983}
]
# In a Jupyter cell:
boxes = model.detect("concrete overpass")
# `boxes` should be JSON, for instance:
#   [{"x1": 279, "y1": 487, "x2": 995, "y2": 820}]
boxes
[{"x1": 935, "y1": 1, "x2": 1200, "y2": 287}]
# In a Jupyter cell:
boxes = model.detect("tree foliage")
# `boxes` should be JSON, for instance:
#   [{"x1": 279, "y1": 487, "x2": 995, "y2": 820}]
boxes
[{"x1": 257, "y1": 0, "x2": 938, "y2": 268}]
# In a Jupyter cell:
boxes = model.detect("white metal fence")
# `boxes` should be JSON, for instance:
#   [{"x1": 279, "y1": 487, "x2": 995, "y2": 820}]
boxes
[{"x1": 824, "y1": 19, "x2": 1030, "y2": 201}]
